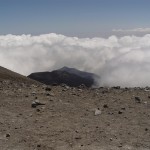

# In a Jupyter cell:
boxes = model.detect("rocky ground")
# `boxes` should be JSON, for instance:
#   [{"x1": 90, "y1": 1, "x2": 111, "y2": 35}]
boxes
[{"x1": 0, "y1": 79, "x2": 150, "y2": 150}]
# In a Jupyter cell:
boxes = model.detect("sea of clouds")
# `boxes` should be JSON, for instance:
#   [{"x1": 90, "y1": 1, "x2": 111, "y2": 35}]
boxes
[{"x1": 1, "y1": 33, "x2": 150, "y2": 87}]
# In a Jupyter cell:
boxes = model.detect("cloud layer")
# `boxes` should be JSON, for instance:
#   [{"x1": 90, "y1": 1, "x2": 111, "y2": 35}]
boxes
[
  {"x1": 113, "y1": 28, "x2": 150, "y2": 33},
  {"x1": 1, "y1": 33, "x2": 150, "y2": 87}
]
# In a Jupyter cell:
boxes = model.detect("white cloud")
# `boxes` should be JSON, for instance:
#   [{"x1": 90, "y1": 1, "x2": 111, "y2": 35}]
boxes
[
  {"x1": 113, "y1": 28, "x2": 150, "y2": 33},
  {"x1": 1, "y1": 33, "x2": 150, "y2": 87}
]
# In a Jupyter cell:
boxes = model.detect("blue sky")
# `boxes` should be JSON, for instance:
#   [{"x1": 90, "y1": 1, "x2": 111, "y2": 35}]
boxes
[{"x1": 0, "y1": 0, "x2": 150, "y2": 37}]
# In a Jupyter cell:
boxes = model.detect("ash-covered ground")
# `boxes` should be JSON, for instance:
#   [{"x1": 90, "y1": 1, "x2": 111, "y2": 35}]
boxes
[{"x1": 0, "y1": 79, "x2": 150, "y2": 150}]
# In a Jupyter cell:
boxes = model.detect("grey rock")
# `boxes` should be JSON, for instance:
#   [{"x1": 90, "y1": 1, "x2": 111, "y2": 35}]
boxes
[
  {"x1": 135, "y1": 96, "x2": 141, "y2": 103},
  {"x1": 31, "y1": 100, "x2": 45, "y2": 108},
  {"x1": 94, "y1": 108, "x2": 102, "y2": 116},
  {"x1": 45, "y1": 87, "x2": 51, "y2": 91}
]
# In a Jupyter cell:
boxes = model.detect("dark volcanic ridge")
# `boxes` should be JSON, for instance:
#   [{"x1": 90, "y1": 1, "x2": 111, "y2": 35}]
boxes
[{"x1": 28, "y1": 67, "x2": 100, "y2": 87}]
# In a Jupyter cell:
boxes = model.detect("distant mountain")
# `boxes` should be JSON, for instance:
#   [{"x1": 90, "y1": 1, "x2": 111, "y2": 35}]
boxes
[
  {"x1": 59, "y1": 66, "x2": 99, "y2": 78},
  {"x1": 28, "y1": 67, "x2": 99, "y2": 87}
]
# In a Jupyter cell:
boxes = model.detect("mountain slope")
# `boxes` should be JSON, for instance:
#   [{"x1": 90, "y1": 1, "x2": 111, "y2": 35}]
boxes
[{"x1": 0, "y1": 66, "x2": 39, "y2": 84}]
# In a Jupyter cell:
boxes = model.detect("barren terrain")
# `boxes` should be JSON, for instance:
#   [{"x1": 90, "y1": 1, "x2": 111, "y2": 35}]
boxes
[{"x1": 0, "y1": 79, "x2": 150, "y2": 150}]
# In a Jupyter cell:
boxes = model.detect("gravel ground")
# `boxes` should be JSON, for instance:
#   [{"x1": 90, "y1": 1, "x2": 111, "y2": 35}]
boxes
[{"x1": 0, "y1": 80, "x2": 150, "y2": 150}]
